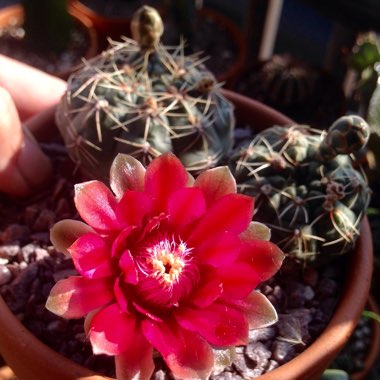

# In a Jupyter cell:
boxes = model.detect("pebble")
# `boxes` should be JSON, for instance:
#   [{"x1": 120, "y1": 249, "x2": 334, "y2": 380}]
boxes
[
  {"x1": 272, "y1": 285, "x2": 284, "y2": 301},
  {"x1": 21, "y1": 243, "x2": 37, "y2": 262},
  {"x1": 287, "y1": 282, "x2": 310, "y2": 307},
  {"x1": 0, "y1": 224, "x2": 30, "y2": 244},
  {"x1": 0, "y1": 264, "x2": 12, "y2": 285},
  {"x1": 303, "y1": 285, "x2": 315, "y2": 301},
  {"x1": 32, "y1": 209, "x2": 56, "y2": 232},
  {"x1": 249, "y1": 326, "x2": 276, "y2": 342},
  {"x1": 212, "y1": 372, "x2": 243, "y2": 380},
  {"x1": 233, "y1": 350, "x2": 263, "y2": 379},
  {"x1": 266, "y1": 359, "x2": 280, "y2": 372},
  {"x1": 0, "y1": 244, "x2": 20, "y2": 258},
  {"x1": 317, "y1": 277, "x2": 338, "y2": 296},
  {"x1": 245, "y1": 341, "x2": 271, "y2": 364},
  {"x1": 46, "y1": 319, "x2": 67, "y2": 333},
  {"x1": 5, "y1": 263, "x2": 22, "y2": 278},
  {"x1": 35, "y1": 248, "x2": 50, "y2": 261},
  {"x1": 152, "y1": 369, "x2": 174, "y2": 380},
  {"x1": 272, "y1": 340, "x2": 296, "y2": 363}
]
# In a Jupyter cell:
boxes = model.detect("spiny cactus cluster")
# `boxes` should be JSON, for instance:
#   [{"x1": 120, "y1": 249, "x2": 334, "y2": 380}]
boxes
[
  {"x1": 229, "y1": 115, "x2": 371, "y2": 264},
  {"x1": 55, "y1": 5, "x2": 235, "y2": 180},
  {"x1": 248, "y1": 54, "x2": 318, "y2": 108}
]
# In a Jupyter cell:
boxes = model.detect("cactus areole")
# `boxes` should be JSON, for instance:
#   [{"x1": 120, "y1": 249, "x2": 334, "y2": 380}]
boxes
[
  {"x1": 55, "y1": 5, "x2": 235, "y2": 181},
  {"x1": 229, "y1": 115, "x2": 371, "y2": 264}
]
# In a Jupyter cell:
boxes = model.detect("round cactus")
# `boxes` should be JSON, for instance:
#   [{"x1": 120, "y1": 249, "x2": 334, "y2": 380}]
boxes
[
  {"x1": 55, "y1": 6, "x2": 235, "y2": 180},
  {"x1": 229, "y1": 116, "x2": 371, "y2": 264}
]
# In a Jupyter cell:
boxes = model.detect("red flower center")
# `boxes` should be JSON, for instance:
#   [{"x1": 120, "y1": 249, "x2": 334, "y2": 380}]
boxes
[
  {"x1": 132, "y1": 235, "x2": 199, "y2": 310},
  {"x1": 145, "y1": 239, "x2": 190, "y2": 287}
]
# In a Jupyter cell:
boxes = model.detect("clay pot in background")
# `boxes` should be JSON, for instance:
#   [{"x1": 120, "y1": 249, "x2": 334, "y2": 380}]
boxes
[{"x1": 0, "y1": 3, "x2": 98, "y2": 79}]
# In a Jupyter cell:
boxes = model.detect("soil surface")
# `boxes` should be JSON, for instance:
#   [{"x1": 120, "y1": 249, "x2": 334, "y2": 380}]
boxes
[{"x1": 0, "y1": 133, "x2": 345, "y2": 379}]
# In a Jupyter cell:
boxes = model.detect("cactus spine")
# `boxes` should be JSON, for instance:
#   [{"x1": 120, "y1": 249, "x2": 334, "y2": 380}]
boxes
[
  {"x1": 55, "y1": 6, "x2": 235, "y2": 180},
  {"x1": 230, "y1": 115, "x2": 371, "y2": 264}
]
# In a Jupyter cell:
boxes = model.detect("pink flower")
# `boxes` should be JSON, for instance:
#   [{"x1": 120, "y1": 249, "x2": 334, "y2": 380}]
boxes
[{"x1": 46, "y1": 153, "x2": 284, "y2": 380}]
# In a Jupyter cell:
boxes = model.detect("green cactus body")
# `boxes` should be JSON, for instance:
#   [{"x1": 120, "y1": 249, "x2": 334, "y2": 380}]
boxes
[
  {"x1": 55, "y1": 6, "x2": 235, "y2": 180},
  {"x1": 229, "y1": 116, "x2": 371, "y2": 264}
]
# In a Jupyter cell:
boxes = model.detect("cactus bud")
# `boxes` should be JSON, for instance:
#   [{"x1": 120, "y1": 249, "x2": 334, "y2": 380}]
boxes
[
  {"x1": 319, "y1": 115, "x2": 370, "y2": 161},
  {"x1": 130, "y1": 5, "x2": 164, "y2": 49}
]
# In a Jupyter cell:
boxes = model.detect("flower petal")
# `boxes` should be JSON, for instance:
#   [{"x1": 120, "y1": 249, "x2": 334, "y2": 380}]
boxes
[
  {"x1": 89, "y1": 303, "x2": 136, "y2": 355},
  {"x1": 195, "y1": 232, "x2": 241, "y2": 267},
  {"x1": 144, "y1": 153, "x2": 189, "y2": 212},
  {"x1": 240, "y1": 221, "x2": 271, "y2": 241},
  {"x1": 116, "y1": 190, "x2": 153, "y2": 227},
  {"x1": 74, "y1": 180, "x2": 119, "y2": 232},
  {"x1": 229, "y1": 291, "x2": 278, "y2": 329},
  {"x1": 115, "y1": 327, "x2": 154, "y2": 380},
  {"x1": 50, "y1": 219, "x2": 95, "y2": 256},
  {"x1": 45, "y1": 276, "x2": 114, "y2": 318},
  {"x1": 68, "y1": 233, "x2": 114, "y2": 279},
  {"x1": 119, "y1": 249, "x2": 138, "y2": 284},
  {"x1": 168, "y1": 187, "x2": 206, "y2": 234},
  {"x1": 194, "y1": 166, "x2": 236, "y2": 206},
  {"x1": 175, "y1": 303, "x2": 248, "y2": 347},
  {"x1": 240, "y1": 240, "x2": 284, "y2": 282},
  {"x1": 114, "y1": 277, "x2": 128, "y2": 312},
  {"x1": 188, "y1": 268, "x2": 223, "y2": 308},
  {"x1": 142, "y1": 319, "x2": 214, "y2": 380},
  {"x1": 110, "y1": 154, "x2": 146, "y2": 198},
  {"x1": 217, "y1": 262, "x2": 261, "y2": 300},
  {"x1": 189, "y1": 193, "x2": 254, "y2": 247},
  {"x1": 111, "y1": 226, "x2": 136, "y2": 258}
]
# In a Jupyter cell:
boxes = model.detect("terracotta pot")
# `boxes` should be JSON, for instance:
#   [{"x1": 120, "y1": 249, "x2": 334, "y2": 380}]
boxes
[
  {"x1": 0, "y1": 4, "x2": 98, "y2": 79},
  {"x1": 0, "y1": 91, "x2": 373, "y2": 380},
  {"x1": 196, "y1": 8, "x2": 247, "y2": 88},
  {"x1": 68, "y1": 0, "x2": 134, "y2": 52}
]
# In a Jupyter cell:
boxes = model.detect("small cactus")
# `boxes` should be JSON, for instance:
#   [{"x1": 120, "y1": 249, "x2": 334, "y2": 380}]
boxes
[
  {"x1": 55, "y1": 5, "x2": 235, "y2": 180},
  {"x1": 229, "y1": 115, "x2": 371, "y2": 264}
]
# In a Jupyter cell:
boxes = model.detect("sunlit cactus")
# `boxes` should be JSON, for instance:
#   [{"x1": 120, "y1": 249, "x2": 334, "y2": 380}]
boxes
[
  {"x1": 229, "y1": 115, "x2": 371, "y2": 264},
  {"x1": 55, "y1": 5, "x2": 235, "y2": 180}
]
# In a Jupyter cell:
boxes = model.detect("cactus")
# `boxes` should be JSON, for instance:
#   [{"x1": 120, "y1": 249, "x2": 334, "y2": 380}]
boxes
[
  {"x1": 229, "y1": 115, "x2": 371, "y2": 264},
  {"x1": 347, "y1": 32, "x2": 380, "y2": 117},
  {"x1": 55, "y1": 5, "x2": 235, "y2": 180}
]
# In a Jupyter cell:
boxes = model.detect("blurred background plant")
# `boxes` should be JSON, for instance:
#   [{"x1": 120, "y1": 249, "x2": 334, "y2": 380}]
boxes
[{"x1": 20, "y1": 0, "x2": 73, "y2": 53}]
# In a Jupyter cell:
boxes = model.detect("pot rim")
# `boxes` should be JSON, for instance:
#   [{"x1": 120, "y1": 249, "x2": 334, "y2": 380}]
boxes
[{"x1": 0, "y1": 91, "x2": 373, "y2": 380}]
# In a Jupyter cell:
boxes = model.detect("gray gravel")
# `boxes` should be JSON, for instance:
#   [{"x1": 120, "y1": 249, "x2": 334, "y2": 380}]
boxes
[{"x1": 0, "y1": 141, "x2": 343, "y2": 379}]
